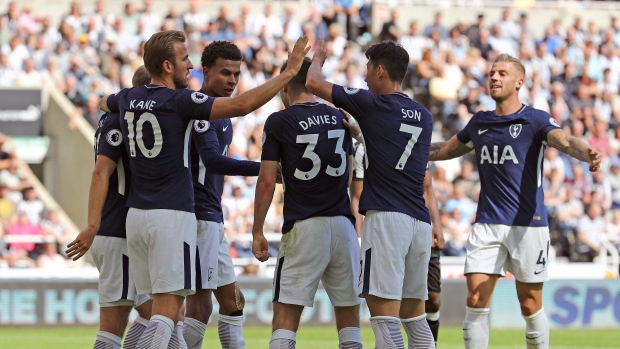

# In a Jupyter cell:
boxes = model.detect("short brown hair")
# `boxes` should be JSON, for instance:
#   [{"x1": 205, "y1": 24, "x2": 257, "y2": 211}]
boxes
[
  {"x1": 494, "y1": 53, "x2": 525, "y2": 78},
  {"x1": 132, "y1": 65, "x2": 151, "y2": 87},
  {"x1": 280, "y1": 57, "x2": 312, "y2": 93},
  {"x1": 143, "y1": 30, "x2": 186, "y2": 77}
]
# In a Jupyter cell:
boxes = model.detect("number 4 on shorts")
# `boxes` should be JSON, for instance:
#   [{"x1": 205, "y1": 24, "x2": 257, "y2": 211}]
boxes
[{"x1": 536, "y1": 241, "x2": 550, "y2": 268}]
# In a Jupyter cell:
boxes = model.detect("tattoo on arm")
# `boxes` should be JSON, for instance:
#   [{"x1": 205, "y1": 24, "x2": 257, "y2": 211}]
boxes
[{"x1": 547, "y1": 130, "x2": 590, "y2": 163}]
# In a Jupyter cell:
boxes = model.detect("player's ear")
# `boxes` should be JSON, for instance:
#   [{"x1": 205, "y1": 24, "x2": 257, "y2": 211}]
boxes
[
  {"x1": 162, "y1": 59, "x2": 173, "y2": 74},
  {"x1": 516, "y1": 77, "x2": 524, "y2": 90},
  {"x1": 203, "y1": 66, "x2": 209, "y2": 79}
]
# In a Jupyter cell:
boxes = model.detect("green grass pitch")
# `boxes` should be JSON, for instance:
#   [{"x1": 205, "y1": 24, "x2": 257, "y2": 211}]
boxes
[{"x1": 1, "y1": 326, "x2": 619, "y2": 348}]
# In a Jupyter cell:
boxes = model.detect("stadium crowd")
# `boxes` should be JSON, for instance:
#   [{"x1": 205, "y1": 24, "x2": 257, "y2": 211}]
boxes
[{"x1": 1, "y1": 0, "x2": 620, "y2": 267}]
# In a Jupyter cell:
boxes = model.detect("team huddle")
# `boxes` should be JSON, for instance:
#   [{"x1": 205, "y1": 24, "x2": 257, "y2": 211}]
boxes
[{"x1": 65, "y1": 30, "x2": 601, "y2": 349}]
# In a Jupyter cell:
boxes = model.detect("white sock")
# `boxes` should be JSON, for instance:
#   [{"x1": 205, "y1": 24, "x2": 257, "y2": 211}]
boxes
[
  {"x1": 136, "y1": 314, "x2": 174, "y2": 349},
  {"x1": 269, "y1": 329, "x2": 296, "y2": 349},
  {"x1": 182, "y1": 317, "x2": 206, "y2": 349},
  {"x1": 463, "y1": 307, "x2": 490, "y2": 349},
  {"x1": 94, "y1": 331, "x2": 122, "y2": 349},
  {"x1": 338, "y1": 327, "x2": 362, "y2": 349},
  {"x1": 124, "y1": 316, "x2": 150, "y2": 349},
  {"x1": 370, "y1": 316, "x2": 405, "y2": 349},
  {"x1": 401, "y1": 314, "x2": 435, "y2": 349},
  {"x1": 219, "y1": 314, "x2": 246, "y2": 349},
  {"x1": 168, "y1": 322, "x2": 188, "y2": 349},
  {"x1": 524, "y1": 307, "x2": 549, "y2": 349}
]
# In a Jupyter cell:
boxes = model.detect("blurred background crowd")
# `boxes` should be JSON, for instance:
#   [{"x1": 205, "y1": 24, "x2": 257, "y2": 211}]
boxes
[{"x1": 1, "y1": 0, "x2": 619, "y2": 268}]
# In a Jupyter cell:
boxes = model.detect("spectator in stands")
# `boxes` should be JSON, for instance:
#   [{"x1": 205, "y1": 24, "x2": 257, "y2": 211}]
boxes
[
  {"x1": 575, "y1": 202, "x2": 604, "y2": 262},
  {"x1": 378, "y1": 9, "x2": 399, "y2": 43},
  {"x1": 423, "y1": 11, "x2": 448, "y2": 39},
  {"x1": 444, "y1": 183, "x2": 477, "y2": 224},
  {"x1": 7, "y1": 212, "x2": 41, "y2": 253},
  {"x1": 16, "y1": 187, "x2": 44, "y2": 224},
  {"x1": 36, "y1": 241, "x2": 69, "y2": 269},
  {"x1": 41, "y1": 210, "x2": 70, "y2": 246},
  {"x1": 0, "y1": 184, "x2": 15, "y2": 226},
  {"x1": 441, "y1": 208, "x2": 470, "y2": 257},
  {"x1": 0, "y1": 158, "x2": 28, "y2": 203}
]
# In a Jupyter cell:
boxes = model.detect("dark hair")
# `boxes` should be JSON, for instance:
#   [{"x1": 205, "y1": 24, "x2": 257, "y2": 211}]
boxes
[
  {"x1": 201, "y1": 41, "x2": 242, "y2": 68},
  {"x1": 280, "y1": 57, "x2": 312, "y2": 92},
  {"x1": 132, "y1": 65, "x2": 151, "y2": 87},
  {"x1": 364, "y1": 41, "x2": 409, "y2": 83},
  {"x1": 143, "y1": 30, "x2": 185, "y2": 77}
]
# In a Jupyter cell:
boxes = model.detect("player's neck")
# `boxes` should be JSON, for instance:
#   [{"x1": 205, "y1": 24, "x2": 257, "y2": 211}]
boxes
[
  {"x1": 494, "y1": 97, "x2": 523, "y2": 116},
  {"x1": 288, "y1": 93, "x2": 316, "y2": 106},
  {"x1": 200, "y1": 86, "x2": 217, "y2": 97},
  {"x1": 150, "y1": 76, "x2": 176, "y2": 90},
  {"x1": 376, "y1": 81, "x2": 403, "y2": 95}
]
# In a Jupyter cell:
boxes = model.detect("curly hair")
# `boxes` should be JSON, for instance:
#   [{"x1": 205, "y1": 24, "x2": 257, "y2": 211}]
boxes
[{"x1": 201, "y1": 41, "x2": 242, "y2": 68}]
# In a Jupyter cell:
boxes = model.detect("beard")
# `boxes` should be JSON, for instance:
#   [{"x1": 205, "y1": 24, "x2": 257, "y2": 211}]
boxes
[{"x1": 173, "y1": 73, "x2": 188, "y2": 89}]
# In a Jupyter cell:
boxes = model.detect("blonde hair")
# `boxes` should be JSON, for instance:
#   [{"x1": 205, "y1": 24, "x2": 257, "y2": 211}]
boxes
[{"x1": 494, "y1": 53, "x2": 525, "y2": 78}]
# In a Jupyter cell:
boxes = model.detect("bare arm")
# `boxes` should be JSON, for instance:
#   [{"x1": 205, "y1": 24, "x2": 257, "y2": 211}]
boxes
[
  {"x1": 546, "y1": 129, "x2": 602, "y2": 172},
  {"x1": 99, "y1": 95, "x2": 110, "y2": 113},
  {"x1": 210, "y1": 37, "x2": 311, "y2": 120},
  {"x1": 306, "y1": 37, "x2": 334, "y2": 104},
  {"x1": 423, "y1": 169, "x2": 444, "y2": 249},
  {"x1": 65, "y1": 155, "x2": 116, "y2": 260},
  {"x1": 429, "y1": 135, "x2": 472, "y2": 161},
  {"x1": 347, "y1": 154, "x2": 353, "y2": 187},
  {"x1": 252, "y1": 160, "x2": 279, "y2": 262}
]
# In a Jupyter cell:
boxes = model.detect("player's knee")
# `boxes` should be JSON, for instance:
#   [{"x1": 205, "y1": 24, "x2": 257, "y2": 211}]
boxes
[
  {"x1": 425, "y1": 293, "x2": 441, "y2": 314},
  {"x1": 519, "y1": 299, "x2": 540, "y2": 316},
  {"x1": 466, "y1": 291, "x2": 483, "y2": 308}
]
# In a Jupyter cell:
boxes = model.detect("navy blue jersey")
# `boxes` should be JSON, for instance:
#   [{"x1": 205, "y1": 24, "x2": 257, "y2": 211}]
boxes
[
  {"x1": 191, "y1": 118, "x2": 260, "y2": 222},
  {"x1": 106, "y1": 85, "x2": 214, "y2": 212},
  {"x1": 332, "y1": 86, "x2": 432, "y2": 224},
  {"x1": 457, "y1": 104, "x2": 560, "y2": 227},
  {"x1": 94, "y1": 113, "x2": 129, "y2": 238},
  {"x1": 262, "y1": 102, "x2": 355, "y2": 233}
]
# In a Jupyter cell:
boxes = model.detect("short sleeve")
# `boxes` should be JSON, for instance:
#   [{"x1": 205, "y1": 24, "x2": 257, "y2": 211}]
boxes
[
  {"x1": 97, "y1": 113, "x2": 123, "y2": 163},
  {"x1": 456, "y1": 116, "x2": 476, "y2": 148},
  {"x1": 173, "y1": 89, "x2": 215, "y2": 123},
  {"x1": 261, "y1": 115, "x2": 281, "y2": 162},
  {"x1": 106, "y1": 89, "x2": 128, "y2": 113},
  {"x1": 331, "y1": 85, "x2": 377, "y2": 121},
  {"x1": 531, "y1": 110, "x2": 561, "y2": 144},
  {"x1": 191, "y1": 120, "x2": 217, "y2": 152}
]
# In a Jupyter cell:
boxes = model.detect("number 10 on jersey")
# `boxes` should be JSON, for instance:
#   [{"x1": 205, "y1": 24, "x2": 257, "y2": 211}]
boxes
[{"x1": 124, "y1": 112, "x2": 163, "y2": 158}]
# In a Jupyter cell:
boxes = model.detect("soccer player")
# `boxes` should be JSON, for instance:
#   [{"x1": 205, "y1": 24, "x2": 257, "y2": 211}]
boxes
[
  {"x1": 428, "y1": 54, "x2": 602, "y2": 349},
  {"x1": 344, "y1": 115, "x2": 445, "y2": 346},
  {"x1": 65, "y1": 66, "x2": 153, "y2": 349},
  {"x1": 97, "y1": 30, "x2": 310, "y2": 349},
  {"x1": 183, "y1": 41, "x2": 260, "y2": 349},
  {"x1": 252, "y1": 58, "x2": 362, "y2": 349},
  {"x1": 306, "y1": 38, "x2": 435, "y2": 349}
]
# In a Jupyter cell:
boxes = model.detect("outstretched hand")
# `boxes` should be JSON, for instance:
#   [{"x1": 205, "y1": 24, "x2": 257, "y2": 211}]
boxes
[
  {"x1": 312, "y1": 37, "x2": 327, "y2": 66},
  {"x1": 284, "y1": 36, "x2": 311, "y2": 74},
  {"x1": 65, "y1": 227, "x2": 97, "y2": 261},
  {"x1": 588, "y1": 148, "x2": 602, "y2": 172}
]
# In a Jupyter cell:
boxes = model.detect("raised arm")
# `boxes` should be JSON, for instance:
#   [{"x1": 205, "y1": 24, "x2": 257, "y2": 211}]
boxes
[
  {"x1": 546, "y1": 129, "x2": 602, "y2": 172},
  {"x1": 99, "y1": 95, "x2": 111, "y2": 113},
  {"x1": 429, "y1": 135, "x2": 473, "y2": 161},
  {"x1": 65, "y1": 155, "x2": 116, "y2": 260},
  {"x1": 209, "y1": 37, "x2": 311, "y2": 120},
  {"x1": 306, "y1": 37, "x2": 334, "y2": 103},
  {"x1": 252, "y1": 160, "x2": 279, "y2": 262}
]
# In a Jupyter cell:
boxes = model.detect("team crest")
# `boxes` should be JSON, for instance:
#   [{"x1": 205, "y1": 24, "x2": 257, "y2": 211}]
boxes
[
  {"x1": 194, "y1": 120, "x2": 210, "y2": 133},
  {"x1": 191, "y1": 92, "x2": 208, "y2": 104},
  {"x1": 208, "y1": 267, "x2": 214, "y2": 281},
  {"x1": 549, "y1": 118, "x2": 560, "y2": 128},
  {"x1": 509, "y1": 124, "x2": 522, "y2": 139},
  {"x1": 344, "y1": 87, "x2": 360, "y2": 95},
  {"x1": 106, "y1": 129, "x2": 122, "y2": 146}
]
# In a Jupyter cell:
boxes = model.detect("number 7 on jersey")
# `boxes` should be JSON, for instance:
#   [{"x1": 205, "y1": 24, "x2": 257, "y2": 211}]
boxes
[{"x1": 396, "y1": 123, "x2": 422, "y2": 170}]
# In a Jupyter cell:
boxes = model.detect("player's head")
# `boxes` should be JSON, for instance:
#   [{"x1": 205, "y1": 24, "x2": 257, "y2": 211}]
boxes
[
  {"x1": 143, "y1": 30, "x2": 193, "y2": 89},
  {"x1": 488, "y1": 53, "x2": 525, "y2": 103},
  {"x1": 201, "y1": 41, "x2": 242, "y2": 97},
  {"x1": 132, "y1": 65, "x2": 151, "y2": 87},
  {"x1": 364, "y1": 41, "x2": 409, "y2": 92},
  {"x1": 279, "y1": 57, "x2": 312, "y2": 108}
]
